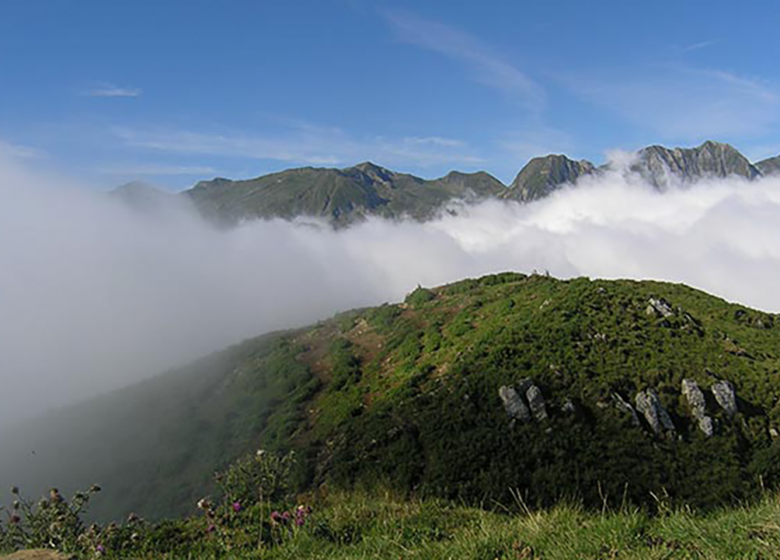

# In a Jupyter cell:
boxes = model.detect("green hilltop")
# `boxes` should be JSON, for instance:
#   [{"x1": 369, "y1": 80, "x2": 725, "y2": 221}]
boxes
[{"x1": 3, "y1": 273, "x2": 780, "y2": 523}]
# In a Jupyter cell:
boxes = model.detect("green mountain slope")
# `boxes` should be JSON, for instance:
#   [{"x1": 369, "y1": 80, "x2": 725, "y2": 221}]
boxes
[
  {"x1": 183, "y1": 162, "x2": 505, "y2": 226},
  {"x1": 4, "y1": 273, "x2": 780, "y2": 521}
]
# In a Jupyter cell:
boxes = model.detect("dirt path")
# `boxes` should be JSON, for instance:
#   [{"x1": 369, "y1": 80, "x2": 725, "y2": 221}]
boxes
[{"x1": 0, "y1": 550, "x2": 77, "y2": 560}]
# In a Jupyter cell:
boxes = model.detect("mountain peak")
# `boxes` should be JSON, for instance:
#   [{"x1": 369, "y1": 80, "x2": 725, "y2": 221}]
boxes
[
  {"x1": 504, "y1": 154, "x2": 595, "y2": 202},
  {"x1": 634, "y1": 141, "x2": 759, "y2": 188}
]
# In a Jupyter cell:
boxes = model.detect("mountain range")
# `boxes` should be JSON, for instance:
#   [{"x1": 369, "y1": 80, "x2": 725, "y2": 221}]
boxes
[{"x1": 113, "y1": 141, "x2": 780, "y2": 226}]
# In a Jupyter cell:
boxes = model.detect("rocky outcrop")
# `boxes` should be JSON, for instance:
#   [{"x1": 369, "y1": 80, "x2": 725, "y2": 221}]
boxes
[
  {"x1": 613, "y1": 393, "x2": 640, "y2": 426},
  {"x1": 646, "y1": 298, "x2": 675, "y2": 318},
  {"x1": 499, "y1": 385, "x2": 530, "y2": 422},
  {"x1": 635, "y1": 389, "x2": 676, "y2": 436},
  {"x1": 526, "y1": 385, "x2": 548, "y2": 421},
  {"x1": 499, "y1": 379, "x2": 547, "y2": 423},
  {"x1": 711, "y1": 380, "x2": 738, "y2": 417},
  {"x1": 681, "y1": 379, "x2": 714, "y2": 437},
  {"x1": 561, "y1": 398, "x2": 576, "y2": 414}
]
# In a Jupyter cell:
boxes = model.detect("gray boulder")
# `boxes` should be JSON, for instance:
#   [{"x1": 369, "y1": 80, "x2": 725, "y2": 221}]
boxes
[
  {"x1": 526, "y1": 384, "x2": 548, "y2": 421},
  {"x1": 635, "y1": 389, "x2": 676, "y2": 435},
  {"x1": 561, "y1": 398, "x2": 576, "y2": 414},
  {"x1": 682, "y1": 379, "x2": 714, "y2": 437},
  {"x1": 613, "y1": 393, "x2": 640, "y2": 426},
  {"x1": 499, "y1": 385, "x2": 530, "y2": 422},
  {"x1": 711, "y1": 380, "x2": 737, "y2": 417},
  {"x1": 646, "y1": 298, "x2": 675, "y2": 318}
]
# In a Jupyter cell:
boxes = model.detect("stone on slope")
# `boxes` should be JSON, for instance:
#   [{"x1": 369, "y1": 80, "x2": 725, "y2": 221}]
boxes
[
  {"x1": 499, "y1": 385, "x2": 531, "y2": 422},
  {"x1": 681, "y1": 379, "x2": 714, "y2": 437},
  {"x1": 613, "y1": 393, "x2": 640, "y2": 426},
  {"x1": 646, "y1": 298, "x2": 675, "y2": 319},
  {"x1": 635, "y1": 389, "x2": 676, "y2": 436},
  {"x1": 526, "y1": 384, "x2": 548, "y2": 421},
  {"x1": 711, "y1": 380, "x2": 738, "y2": 417}
]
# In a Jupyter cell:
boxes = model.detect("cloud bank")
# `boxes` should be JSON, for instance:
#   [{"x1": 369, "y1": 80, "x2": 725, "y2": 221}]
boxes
[{"x1": 2, "y1": 150, "x2": 780, "y2": 429}]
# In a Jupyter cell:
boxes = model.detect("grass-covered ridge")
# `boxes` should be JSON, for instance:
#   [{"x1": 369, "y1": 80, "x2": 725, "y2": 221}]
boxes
[{"x1": 4, "y1": 272, "x2": 780, "y2": 522}]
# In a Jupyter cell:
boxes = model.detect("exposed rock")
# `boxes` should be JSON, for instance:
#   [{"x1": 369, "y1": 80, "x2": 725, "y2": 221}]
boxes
[
  {"x1": 635, "y1": 389, "x2": 676, "y2": 436},
  {"x1": 499, "y1": 385, "x2": 530, "y2": 422},
  {"x1": 770, "y1": 427, "x2": 779, "y2": 439},
  {"x1": 613, "y1": 393, "x2": 640, "y2": 426},
  {"x1": 682, "y1": 379, "x2": 714, "y2": 437},
  {"x1": 561, "y1": 398, "x2": 576, "y2": 414},
  {"x1": 711, "y1": 380, "x2": 738, "y2": 417},
  {"x1": 526, "y1": 384, "x2": 548, "y2": 421},
  {"x1": 646, "y1": 298, "x2": 675, "y2": 318}
]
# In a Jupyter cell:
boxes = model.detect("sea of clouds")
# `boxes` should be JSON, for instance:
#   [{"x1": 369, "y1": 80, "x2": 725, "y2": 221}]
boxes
[{"x1": 3, "y1": 146, "x2": 780, "y2": 428}]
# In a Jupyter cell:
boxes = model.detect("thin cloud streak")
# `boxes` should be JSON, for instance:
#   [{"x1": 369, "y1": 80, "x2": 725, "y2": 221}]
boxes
[
  {"x1": 681, "y1": 40, "x2": 717, "y2": 52},
  {"x1": 382, "y1": 10, "x2": 546, "y2": 112},
  {"x1": 569, "y1": 64, "x2": 780, "y2": 141},
  {"x1": 86, "y1": 84, "x2": 142, "y2": 98}
]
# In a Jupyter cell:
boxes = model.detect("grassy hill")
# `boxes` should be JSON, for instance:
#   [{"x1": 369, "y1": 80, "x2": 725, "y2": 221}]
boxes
[{"x1": 4, "y1": 273, "x2": 780, "y2": 522}]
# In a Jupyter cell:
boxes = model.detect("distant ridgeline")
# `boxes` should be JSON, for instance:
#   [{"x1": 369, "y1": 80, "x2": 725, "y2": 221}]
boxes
[
  {"x1": 4, "y1": 273, "x2": 780, "y2": 521},
  {"x1": 112, "y1": 141, "x2": 780, "y2": 227}
]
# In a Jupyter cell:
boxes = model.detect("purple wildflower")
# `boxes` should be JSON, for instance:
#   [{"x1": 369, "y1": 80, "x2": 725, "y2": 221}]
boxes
[
  {"x1": 96, "y1": 544, "x2": 105, "y2": 555},
  {"x1": 270, "y1": 510, "x2": 283, "y2": 523},
  {"x1": 206, "y1": 524, "x2": 216, "y2": 533},
  {"x1": 232, "y1": 501, "x2": 242, "y2": 513}
]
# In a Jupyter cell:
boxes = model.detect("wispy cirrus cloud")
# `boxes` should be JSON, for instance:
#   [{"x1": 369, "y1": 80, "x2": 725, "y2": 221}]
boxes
[
  {"x1": 569, "y1": 65, "x2": 780, "y2": 141},
  {"x1": 382, "y1": 10, "x2": 545, "y2": 113},
  {"x1": 0, "y1": 140, "x2": 47, "y2": 160},
  {"x1": 681, "y1": 40, "x2": 717, "y2": 53},
  {"x1": 111, "y1": 122, "x2": 484, "y2": 172},
  {"x1": 85, "y1": 83, "x2": 142, "y2": 98}
]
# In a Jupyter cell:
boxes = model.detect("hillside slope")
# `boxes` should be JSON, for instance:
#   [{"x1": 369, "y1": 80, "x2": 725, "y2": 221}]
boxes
[{"x1": 3, "y1": 273, "x2": 780, "y2": 521}]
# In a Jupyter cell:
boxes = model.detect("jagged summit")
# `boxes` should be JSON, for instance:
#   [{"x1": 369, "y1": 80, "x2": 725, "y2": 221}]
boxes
[
  {"x1": 630, "y1": 140, "x2": 760, "y2": 188},
  {"x1": 503, "y1": 154, "x2": 595, "y2": 202}
]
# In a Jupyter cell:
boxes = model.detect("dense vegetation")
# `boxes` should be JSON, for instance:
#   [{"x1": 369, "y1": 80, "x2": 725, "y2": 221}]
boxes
[{"x1": 4, "y1": 272, "x2": 780, "y2": 525}]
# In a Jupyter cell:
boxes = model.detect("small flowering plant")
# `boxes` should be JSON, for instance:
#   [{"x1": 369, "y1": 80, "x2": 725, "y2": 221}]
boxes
[
  {"x1": 0, "y1": 484, "x2": 103, "y2": 554},
  {"x1": 215, "y1": 448, "x2": 297, "y2": 508},
  {"x1": 195, "y1": 449, "x2": 311, "y2": 551}
]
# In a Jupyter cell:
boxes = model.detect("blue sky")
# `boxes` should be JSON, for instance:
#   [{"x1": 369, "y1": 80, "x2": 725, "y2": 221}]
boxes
[{"x1": 1, "y1": 0, "x2": 779, "y2": 188}]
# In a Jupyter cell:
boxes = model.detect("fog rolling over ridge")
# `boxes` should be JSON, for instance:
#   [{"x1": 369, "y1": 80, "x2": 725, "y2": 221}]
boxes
[{"x1": 3, "y1": 148, "x2": 780, "y2": 430}]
